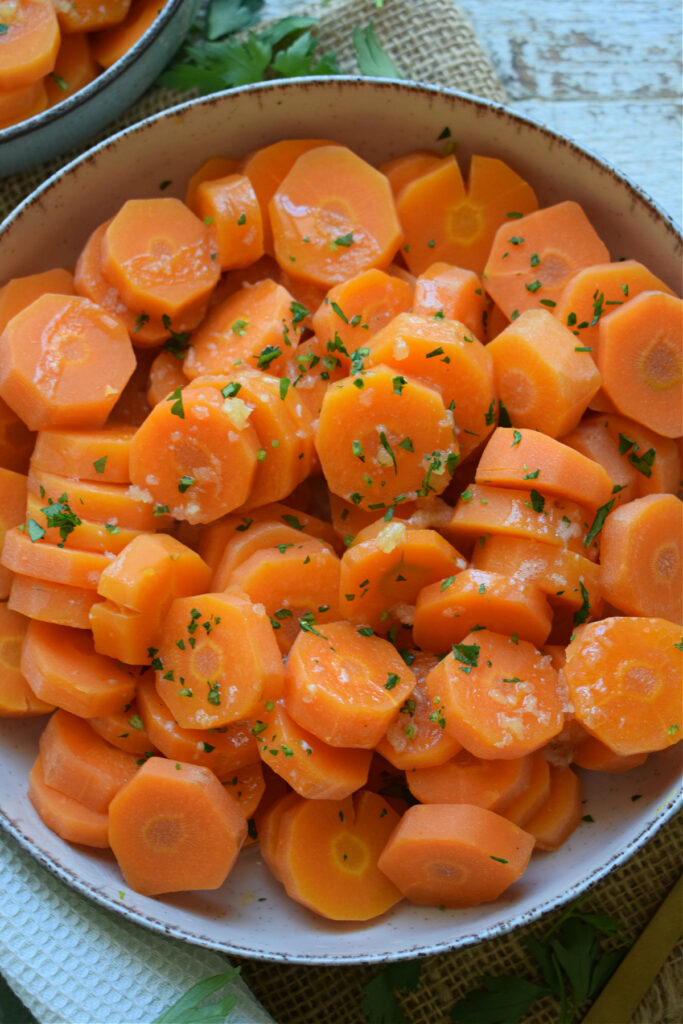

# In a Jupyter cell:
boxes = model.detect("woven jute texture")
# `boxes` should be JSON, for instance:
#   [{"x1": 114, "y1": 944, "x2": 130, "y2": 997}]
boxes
[{"x1": 1, "y1": 2, "x2": 681, "y2": 1022}]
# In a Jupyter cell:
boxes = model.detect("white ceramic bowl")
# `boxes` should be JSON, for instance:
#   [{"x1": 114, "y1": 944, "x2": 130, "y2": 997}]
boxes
[
  {"x1": 0, "y1": 79, "x2": 681, "y2": 964},
  {"x1": 0, "y1": 0, "x2": 193, "y2": 176}
]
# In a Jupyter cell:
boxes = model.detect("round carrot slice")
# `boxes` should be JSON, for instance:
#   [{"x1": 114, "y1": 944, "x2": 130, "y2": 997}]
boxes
[
  {"x1": 89, "y1": 692, "x2": 156, "y2": 756},
  {"x1": 184, "y1": 157, "x2": 240, "y2": 211},
  {"x1": 194, "y1": 173, "x2": 264, "y2": 271},
  {"x1": 0, "y1": 602, "x2": 54, "y2": 716},
  {"x1": 562, "y1": 617, "x2": 683, "y2": 756},
  {"x1": 31, "y1": 425, "x2": 135, "y2": 483},
  {"x1": 0, "y1": 465, "x2": 26, "y2": 600},
  {"x1": 0, "y1": 77, "x2": 47, "y2": 129},
  {"x1": 44, "y1": 31, "x2": 99, "y2": 106},
  {"x1": 2, "y1": 527, "x2": 114, "y2": 590},
  {"x1": 0, "y1": 0, "x2": 60, "y2": 90},
  {"x1": 269, "y1": 145, "x2": 402, "y2": 288},
  {"x1": 9, "y1": 574, "x2": 101, "y2": 629},
  {"x1": 412, "y1": 262, "x2": 486, "y2": 339},
  {"x1": 0, "y1": 268, "x2": 74, "y2": 335},
  {"x1": 29, "y1": 754, "x2": 110, "y2": 848},
  {"x1": 406, "y1": 748, "x2": 533, "y2": 811}
]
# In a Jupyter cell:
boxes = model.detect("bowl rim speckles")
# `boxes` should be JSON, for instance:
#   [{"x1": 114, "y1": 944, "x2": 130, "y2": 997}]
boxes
[{"x1": 0, "y1": 78, "x2": 681, "y2": 965}]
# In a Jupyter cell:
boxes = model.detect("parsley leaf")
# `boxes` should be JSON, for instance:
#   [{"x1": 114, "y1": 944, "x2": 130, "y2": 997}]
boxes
[
  {"x1": 450, "y1": 974, "x2": 548, "y2": 1024},
  {"x1": 361, "y1": 961, "x2": 421, "y2": 1024},
  {"x1": 206, "y1": 0, "x2": 263, "y2": 40},
  {"x1": 353, "y1": 21, "x2": 402, "y2": 78}
]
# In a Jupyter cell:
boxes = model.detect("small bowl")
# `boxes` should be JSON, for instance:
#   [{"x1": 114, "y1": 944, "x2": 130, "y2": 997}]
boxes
[
  {"x1": 0, "y1": 79, "x2": 681, "y2": 965},
  {"x1": 0, "y1": 0, "x2": 193, "y2": 177}
]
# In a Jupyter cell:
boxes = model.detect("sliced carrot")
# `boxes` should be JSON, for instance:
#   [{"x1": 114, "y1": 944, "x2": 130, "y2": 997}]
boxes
[
  {"x1": 597, "y1": 291, "x2": 682, "y2": 437},
  {"x1": 377, "y1": 802, "x2": 535, "y2": 907},
  {"x1": 498, "y1": 748, "x2": 551, "y2": 827},
  {"x1": 102, "y1": 198, "x2": 220, "y2": 324},
  {"x1": 0, "y1": 397, "x2": 34, "y2": 473},
  {"x1": 412, "y1": 262, "x2": 486, "y2": 339},
  {"x1": 56, "y1": 0, "x2": 131, "y2": 33},
  {"x1": 599, "y1": 493, "x2": 681, "y2": 622},
  {"x1": 0, "y1": 268, "x2": 74, "y2": 334},
  {"x1": 560, "y1": 413, "x2": 639, "y2": 507},
  {"x1": 284, "y1": 620, "x2": 415, "y2": 748},
  {"x1": 128, "y1": 379, "x2": 260, "y2": 524},
  {"x1": 339, "y1": 520, "x2": 467, "y2": 633},
  {"x1": 2, "y1": 527, "x2": 113, "y2": 590},
  {"x1": 483, "y1": 201, "x2": 610, "y2": 320},
  {"x1": 29, "y1": 754, "x2": 110, "y2": 848},
  {"x1": 96, "y1": 532, "x2": 210, "y2": 613},
  {"x1": 183, "y1": 156, "x2": 240, "y2": 211},
  {"x1": 379, "y1": 149, "x2": 444, "y2": 200},
  {"x1": 211, "y1": 520, "x2": 316, "y2": 591},
  {"x1": 183, "y1": 278, "x2": 302, "y2": 379},
  {"x1": 89, "y1": 601, "x2": 156, "y2": 664},
  {"x1": 562, "y1": 616, "x2": 683, "y2": 755},
  {"x1": 413, "y1": 568, "x2": 553, "y2": 652},
  {"x1": 448, "y1": 484, "x2": 596, "y2": 559},
  {"x1": 254, "y1": 698, "x2": 372, "y2": 800},
  {"x1": 90, "y1": 0, "x2": 164, "y2": 67},
  {"x1": 226, "y1": 539, "x2": 342, "y2": 655},
  {"x1": 395, "y1": 157, "x2": 466, "y2": 275},
  {"x1": 0, "y1": 602, "x2": 53, "y2": 716},
  {"x1": 45, "y1": 31, "x2": 99, "y2": 106},
  {"x1": 274, "y1": 790, "x2": 403, "y2": 921},
  {"x1": 426, "y1": 630, "x2": 564, "y2": 759},
  {"x1": 9, "y1": 574, "x2": 100, "y2": 629},
  {"x1": 27, "y1": 467, "x2": 168, "y2": 532},
  {"x1": 146, "y1": 349, "x2": 186, "y2": 407},
  {"x1": 375, "y1": 650, "x2": 462, "y2": 770},
  {"x1": 469, "y1": 535, "x2": 601, "y2": 613},
  {"x1": 108, "y1": 757, "x2": 247, "y2": 896},
  {"x1": 365, "y1": 312, "x2": 495, "y2": 461},
  {"x1": 573, "y1": 734, "x2": 648, "y2": 773},
  {"x1": 89, "y1": 692, "x2": 156, "y2": 756},
  {"x1": 0, "y1": 0, "x2": 60, "y2": 89},
  {"x1": 486, "y1": 309, "x2": 601, "y2": 437},
  {"x1": 476, "y1": 427, "x2": 614, "y2": 510},
  {"x1": 315, "y1": 364, "x2": 457, "y2": 509},
  {"x1": 39, "y1": 708, "x2": 139, "y2": 812},
  {"x1": 311, "y1": 269, "x2": 413, "y2": 369},
  {"x1": 603, "y1": 413, "x2": 680, "y2": 498},
  {"x1": 136, "y1": 674, "x2": 258, "y2": 775},
  {"x1": 407, "y1": 748, "x2": 533, "y2": 811},
  {"x1": 257, "y1": 790, "x2": 300, "y2": 882},
  {"x1": 31, "y1": 425, "x2": 135, "y2": 483},
  {"x1": 269, "y1": 145, "x2": 402, "y2": 288},
  {"x1": 20, "y1": 619, "x2": 136, "y2": 717},
  {"x1": 219, "y1": 760, "x2": 265, "y2": 819},
  {"x1": 194, "y1": 173, "x2": 264, "y2": 272},
  {"x1": 0, "y1": 293, "x2": 136, "y2": 430},
  {"x1": 155, "y1": 589, "x2": 284, "y2": 730},
  {"x1": 0, "y1": 466, "x2": 26, "y2": 600},
  {"x1": 0, "y1": 77, "x2": 47, "y2": 128},
  {"x1": 525, "y1": 764, "x2": 583, "y2": 851},
  {"x1": 280, "y1": 334, "x2": 346, "y2": 422}
]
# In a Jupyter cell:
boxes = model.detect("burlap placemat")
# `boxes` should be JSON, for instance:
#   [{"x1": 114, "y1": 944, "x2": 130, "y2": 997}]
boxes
[{"x1": 0, "y1": 2, "x2": 680, "y2": 1021}]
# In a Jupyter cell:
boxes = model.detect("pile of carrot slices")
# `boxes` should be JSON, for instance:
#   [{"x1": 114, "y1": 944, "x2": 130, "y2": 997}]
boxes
[{"x1": 0, "y1": 137, "x2": 681, "y2": 921}]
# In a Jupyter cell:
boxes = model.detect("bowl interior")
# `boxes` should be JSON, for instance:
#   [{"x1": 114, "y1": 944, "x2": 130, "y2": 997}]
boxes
[{"x1": 0, "y1": 79, "x2": 681, "y2": 964}]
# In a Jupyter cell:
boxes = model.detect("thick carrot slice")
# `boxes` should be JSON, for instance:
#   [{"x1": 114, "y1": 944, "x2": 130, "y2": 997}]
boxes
[
  {"x1": 448, "y1": 484, "x2": 596, "y2": 559},
  {"x1": 0, "y1": 466, "x2": 26, "y2": 600},
  {"x1": 0, "y1": 268, "x2": 74, "y2": 334},
  {"x1": 155, "y1": 589, "x2": 284, "y2": 730},
  {"x1": 254, "y1": 698, "x2": 372, "y2": 800},
  {"x1": 96, "y1": 533, "x2": 210, "y2": 613},
  {"x1": 498, "y1": 748, "x2": 551, "y2": 827},
  {"x1": 9, "y1": 574, "x2": 100, "y2": 629},
  {"x1": 470, "y1": 535, "x2": 601, "y2": 613},
  {"x1": 339, "y1": 520, "x2": 467, "y2": 633},
  {"x1": 274, "y1": 790, "x2": 403, "y2": 921},
  {"x1": 562, "y1": 616, "x2": 683, "y2": 756},
  {"x1": 194, "y1": 174, "x2": 264, "y2": 272},
  {"x1": 412, "y1": 262, "x2": 486, "y2": 339},
  {"x1": 395, "y1": 157, "x2": 466, "y2": 275},
  {"x1": 89, "y1": 692, "x2": 156, "y2": 756},
  {"x1": 483, "y1": 201, "x2": 610, "y2": 320},
  {"x1": 108, "y1": 757, "x2": 247, "y2": 896},
  {"x1": 279, "y1": 334, "x2": 346, "y2": 422},
  {"x1": 486, "y1": 309, "x2": 601, "y2": 437},
  {"x1": 525, "y1": 764, "x2": 583, "y2": 851},
  {"x1": 257, "y1": 790, "x2": 300, "y2": 882},
  {"x1": 377, "y1": 802, "x2": 534, "y2": 907},
  {"x1": 0, "y1": 0, "x2": 60, "y2": 89},
  {"x1": 89, "y1": 601, "x2": 157, "y2": 664},
  {"x1": 27, "y1": 467, "x2": 168, "y2": 532},
  {"x1": 560, "y1": 414, "x2": 639, "y2": 507},
  {"x1": 183, "y1": 278, "x2": 302, "y2": 379},
  {"x1": 45, "y1": 31, "x2": 99, "y2": 106},
  {"x1": 573, "y1": 734, "x2": 648, "y2": 773},
  {"x1": 20, "y1": 619, "x2": 136, "y2": 717},
  {"x1": 226, "y1": 539, "x2": 342, "y2": 655},
  {"x1": 426, "y1": 630, "x2": 564, "y2": 759},
  {"x1": 241, "y1": 139, "x2": 337, "y2": 254},
  {"x1": 211, "y1": 520, "x2": 315, "y2": 591},
  {"x1": 375, "y1": 650, "x2": 462, "y2": 770},
  {"x1": 56, "y1": 0, "x2": 131, "y2": 33},
  {"x1": 0, "y1": 602, "x2": 53, "y2": 716},
  {"x1": 29, "y1": 754, "x2": 110, "y2": 848},
  {"x1": 379, "y1": 150, "x2": 444, "y2": 200},
  {"x1": 315, "y1": 364, "x2": 457, "y2": 509},
  {"x1": 597, "y1": 291, "x2": 682, "y2": 437},
  {"x1": 413, "y1": 568, "x2": 553, "y2": 652},
  {"x1": 599, "y1": 494, "x2": 682, "y2": 623},
  {"x1": 0, "y1": 293, "x2": 136, "y2": 430},
  {"x1": 74, "y1": 220, "x2": 171, "y2": 345},
  {"x1": 269, "y1": 145, "x2": 402, "y2": 288},
  {"x1": 184, "y1": 156, "x2": 241, "y2": 210},
  {"x1": 0, "y1": 396, "x2": 34, "y2": 473},
  {"x1": 128, "y1": 380, "x2": 260, "y2": 524},
  {"x1": 146, "y1": 349, "x2": 186, "y2": 407},
  {"x1": 285, "y1": 620, "x2": 415, "y2": 748},
  {"x1": 217, "y1": 760, "x2": 265, "y2": 818},
  {"x1": 407, "y1": 748, "x2": 533, "y2": 811},
  {"x1": 476, "y1": 427, "x2": 614, "y2": 511},
  {"x1": 603, "y1": 413, "x2": 680, "y2": 498},
  {"x1": 102, "y1": 198, "x2": 220, "y2": 323},
  {"x1": 31, "y1": 425, "x2": 135, "y2": 483},
  {"x1": 365, "y1": 312, "x2": 495, "y2": 461},
  {"x1": 39, "y1": 708, "x2": 139, "y2": 812},
  {"x1": 136, "y1": 674, "x2": 258, "y2": 775},
  {"x1": 0, "y1": 76, "x2": 47, "y2": 128},
  {"x1": 311, "y1": 269, "x2": 413, "y2": 369},
  {"x1": 2, "y1": 527, "x2": 114, "y2": 589},
  {"x1": 90, "y1": 0, "x2": 163, "y2": 67}
]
